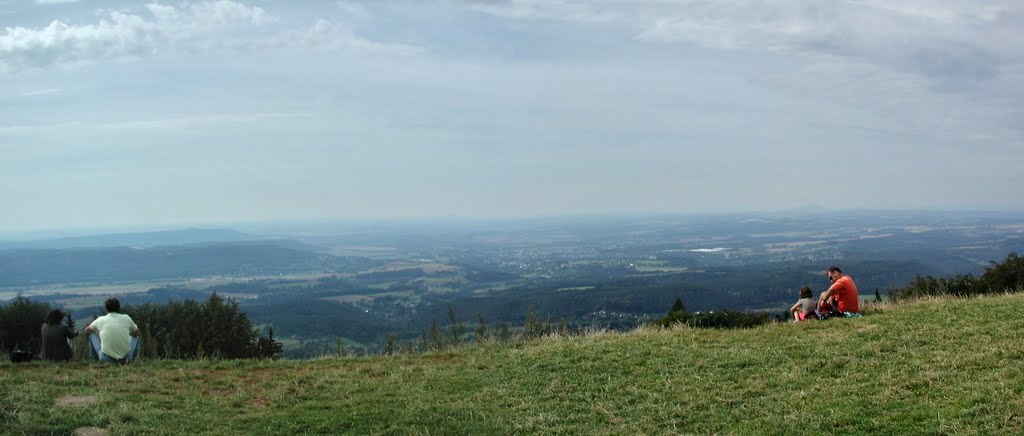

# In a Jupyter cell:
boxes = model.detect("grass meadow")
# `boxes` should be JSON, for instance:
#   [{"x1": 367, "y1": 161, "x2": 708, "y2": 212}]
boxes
[{"x1": 2, "y1": 293, "x2": 1023, "y2": 434}]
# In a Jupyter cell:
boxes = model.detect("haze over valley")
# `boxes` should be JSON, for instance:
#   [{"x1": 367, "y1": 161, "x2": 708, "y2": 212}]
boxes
[{"x1": 3, "y1": 210, "x2": 1020, "y2": 356}]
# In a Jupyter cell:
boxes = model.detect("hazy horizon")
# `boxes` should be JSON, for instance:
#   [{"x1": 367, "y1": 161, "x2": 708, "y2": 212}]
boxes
[
  {"x1": 2, "y1": 207, "x2": 1023, "y2": 241},
  {"x1": 3, "y1": 1, "x2": 1022, "y2": 231}
]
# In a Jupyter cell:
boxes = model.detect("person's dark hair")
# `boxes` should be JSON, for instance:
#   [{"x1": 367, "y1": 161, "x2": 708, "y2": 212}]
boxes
[
  {"x1": 827, "y1": 266, "x2": 842, "y2": 274},
  {"x1": 105, "y1": 298, "x2": 121, "y2": 313},
  {"x1": 46, "y1": 309, "x2": 64, "y2": 326},
  {"x1": 799, "y1": 286, "x2": 813, "y2": 299}
]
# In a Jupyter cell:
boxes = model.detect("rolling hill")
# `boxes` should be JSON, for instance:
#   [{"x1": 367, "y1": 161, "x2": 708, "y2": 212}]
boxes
[{"x1": 2, "y1": 293, "x2": 1022, "y2": 434}]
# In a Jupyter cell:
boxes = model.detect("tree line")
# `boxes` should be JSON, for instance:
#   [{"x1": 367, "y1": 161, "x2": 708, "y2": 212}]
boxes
[{"x1": 887, "y1": 252, "x2": 1024, "y2": 300}]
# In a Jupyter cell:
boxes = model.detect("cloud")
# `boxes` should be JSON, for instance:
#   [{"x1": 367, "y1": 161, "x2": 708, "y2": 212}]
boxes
[
  {"x1": 0, "y1": 1, "x2": 420, "y2": 72},
  {"x1": 35, "y1": 0, "x2": 80, "y2": 4},
  {"x1": 336, "y1": 1, "x2": 370, "y2": 20},
  {"x1": 469, "y1": 1, "x2": 1022, "y2": 87},
  {"x1": 272, "y1": 19, "x2": 423, "y2": 55},
  {"x1": 0, "y1": 1, "x2": 271, "y2": 70},
  {"x1": 0, "y1": 112, "x2": 312, "y2": 134},
  {"x1": 639, "y1": 1, "x2": 1024, "y2": 144},
  {"x1": 634, "y1": 1, "x2": 1022, "y2": 85},
  {"x1": 91, "y1": 112, "x2": 312, "y2": 130},
  {"x1": 469, "y1": 0, "x2": 618, "y2": 23},
  {"x1": 22, "y1": 88, "x2": 61, "y2": 96},
  {"x1": 468, "y1": 0, "x2": 1024, "y2": 145}
]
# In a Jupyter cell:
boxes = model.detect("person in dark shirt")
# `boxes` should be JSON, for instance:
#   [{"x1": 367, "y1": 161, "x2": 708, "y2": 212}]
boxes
[{"x1": 41, "y1": 309, "x2": 77, "y2": 362}]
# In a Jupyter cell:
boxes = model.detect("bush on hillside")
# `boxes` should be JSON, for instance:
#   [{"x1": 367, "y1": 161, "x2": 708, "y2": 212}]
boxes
[
  {"x1": 124, "y1": 293, "x2": 261, "y2": 359},
  {"x1": 653, "y1": 297, "x2": 771, "y2": 329},
  {"x1": 686, "y1": 310, "x2": 771, "y2": 329},
  {"x1": 654, "y1": 298, "x2": 690, "y2": 327},
  {"x1": 256, "y1": 326, "x2": 284, "y2": 360},
  {"x1": 980, "y1": 252, "x2": 1024, "y2": 292},
  {"x1": 0, "y1": 295, "x2": 55, "y2": 355},
  {"x1": 889, "y1": 252, "x2": 1024, "y2": 300}
]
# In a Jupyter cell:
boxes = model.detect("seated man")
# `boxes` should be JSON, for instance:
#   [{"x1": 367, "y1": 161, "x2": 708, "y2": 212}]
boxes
[
  {"x1": 83, "y1": 298, "x2": 140, "y2": 364},
  {"x1": 818, "y1": 266, "x2": 860, "y2": 316}
]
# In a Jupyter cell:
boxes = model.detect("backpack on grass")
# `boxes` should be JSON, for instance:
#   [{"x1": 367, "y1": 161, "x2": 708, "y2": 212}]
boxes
[
  {"x1": 816, "y1": 301, "x2": 841, "y2": 320},
  {"x1": 9, "y1": 350, "x2": 34, "y2": 363}
]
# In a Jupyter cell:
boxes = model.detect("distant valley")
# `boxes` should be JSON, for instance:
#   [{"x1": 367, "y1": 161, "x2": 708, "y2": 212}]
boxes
[{"x1": 3, "y1": 210, "x2": 1022, "y2": 356}]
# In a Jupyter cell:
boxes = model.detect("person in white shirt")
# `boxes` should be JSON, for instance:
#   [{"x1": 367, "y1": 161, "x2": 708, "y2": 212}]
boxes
[{"x1": 83, "y1": 298, "x2": 140, "y2": 364}]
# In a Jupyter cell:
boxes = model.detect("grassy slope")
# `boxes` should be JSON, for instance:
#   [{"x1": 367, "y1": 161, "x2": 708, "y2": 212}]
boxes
[{"x1": 3, "y1": 294, "x2": 1023, "y2": 435}]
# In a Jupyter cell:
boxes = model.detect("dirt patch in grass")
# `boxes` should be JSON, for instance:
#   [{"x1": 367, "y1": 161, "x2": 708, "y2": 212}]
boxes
[
  {"x1": 239, "y1": 368, "x2": 290, "y2": 386},
  {"x1": 56, "y1": 395, "x2": 99, "y2": 407},
  {"x1": 73, "y1": 427, "x2": 108, "y2": 436}
]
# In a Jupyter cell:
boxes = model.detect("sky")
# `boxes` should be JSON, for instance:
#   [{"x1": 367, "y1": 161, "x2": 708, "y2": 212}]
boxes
[{"x1": 1, "y1": 0, "x2": 1023, "y2": 232}]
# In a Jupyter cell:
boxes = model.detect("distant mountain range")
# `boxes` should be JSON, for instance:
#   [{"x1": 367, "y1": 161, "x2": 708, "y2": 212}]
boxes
[{"x1": 0, "y1": 228, "x2": 258, "y2": 250}]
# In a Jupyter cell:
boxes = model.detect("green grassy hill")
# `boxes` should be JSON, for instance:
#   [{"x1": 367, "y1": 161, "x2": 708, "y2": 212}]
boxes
[{"x1": 3, "y1": 294, "x2": 1023, "y2": 434}]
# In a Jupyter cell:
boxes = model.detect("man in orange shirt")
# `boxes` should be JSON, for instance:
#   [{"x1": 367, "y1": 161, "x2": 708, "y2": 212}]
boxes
[{"x1": 818, "y1": 266, "x2": 860, "y2": 314}]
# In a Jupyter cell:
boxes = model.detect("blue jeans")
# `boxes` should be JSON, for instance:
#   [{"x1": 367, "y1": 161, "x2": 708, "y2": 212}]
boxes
[{"x1": 88, "y1": 333, "x2": 140, "y2": 364}]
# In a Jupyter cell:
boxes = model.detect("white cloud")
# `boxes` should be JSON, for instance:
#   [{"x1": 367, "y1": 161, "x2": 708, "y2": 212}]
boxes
[
  {"x1": 470, "y1": 1, "x2": 1022, "y2": 85},
  {"x1": 35, "y1": 0, "x2": 80, "y2": 4},
  {"x1": 636, "y1": 1, "x2": 1024, "y2": 141},
  {"x1": 0, "y1": 1, "x2": 420, "y2": 72},
  {"x1": 336, "y1": 1, "x2": 370, "y2": 20},
  {"x1": 22, "y1": 88, "x2": 61, "y2": 96},
  {"x1": 643, "y1": 2, "x2": 1024, "y2": 90},
  {"x1": 468, "y1": 0, "x2": 1024, "y2": 145},
  {"x1": 0, "y1": 112, "x2": 312, "y2": 134},
  {"x1": 469, "y1": 0, "x2": 618, "y2": 23},
  {"x1": 272, "y1": 18, "x2": 423, "y2": 55},
  {"x1": 91, "y1": 112, "x2": 312, "y2": 130},
  {"x1": 0, "y1": 1, "x2": 271, "y2": 70}
]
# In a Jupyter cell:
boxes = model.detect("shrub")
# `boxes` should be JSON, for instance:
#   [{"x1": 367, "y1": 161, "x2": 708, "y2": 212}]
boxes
[
  {"x1": 889, "y1": 252, "x2": 1024, "y2": 300},
  {"x1": 980, "y1": 252, "x2": 1024, "y2": 293},
  {"x1": 256, "y1": 327, "x2": 284, "y2": 360},
  {"x1": 0, "y1": 295, "x2": 54, "y2": 355},
  {"x1": 686, "y1": 310, "x2": 770, "y2": 329},
  {"x1": 653, "y1": 298, "x2": 771, "y2": 329},
  {"x1": 654, "y1": 298, "x2": 690, "y2": 327},
  {"x1": 123, "y1": 293, "x2": 259, "y2": 359}
]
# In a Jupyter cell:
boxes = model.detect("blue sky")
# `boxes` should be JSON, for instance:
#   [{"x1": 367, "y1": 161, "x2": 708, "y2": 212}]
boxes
[{"x1": 1, "y1": 0, "x2": 1022, "y2": 231}]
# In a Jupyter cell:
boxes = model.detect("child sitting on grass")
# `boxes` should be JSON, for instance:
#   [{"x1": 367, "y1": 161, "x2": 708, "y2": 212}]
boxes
[{"x1": 790, "y1": 286, "x2": 817, "y2": 322}]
